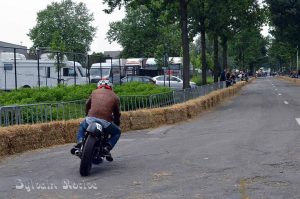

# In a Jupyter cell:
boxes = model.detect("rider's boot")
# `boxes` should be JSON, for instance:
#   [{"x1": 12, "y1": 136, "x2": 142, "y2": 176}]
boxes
[
  {"x1": 103, "y1": 145, "x2": 113, "y2": 162},
  {"x1": 70, "y1": 142, "x2": 82, "y2": 155}
]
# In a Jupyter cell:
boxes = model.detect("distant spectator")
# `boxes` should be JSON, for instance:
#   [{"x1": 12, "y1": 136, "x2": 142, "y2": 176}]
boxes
[
  {"x1": 226, "y1": 72, "x2": 231, "y2": 87},
  {"x1": 231, "y1": 73, "x2": 236, "y2": 84},
  {"x1": 220, "y1": 69, "x2": 226, "y2": 81}
]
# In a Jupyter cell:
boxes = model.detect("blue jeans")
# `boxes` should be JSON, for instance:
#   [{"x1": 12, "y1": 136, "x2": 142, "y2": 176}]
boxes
[{"x1": 77, "y1": 117, "x2": 121, "y2": 149}]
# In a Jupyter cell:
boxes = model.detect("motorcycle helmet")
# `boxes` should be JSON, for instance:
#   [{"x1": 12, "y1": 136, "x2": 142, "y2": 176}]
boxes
[{"x1": 97, "y1": 80, "x2": 113, "y2": 90}]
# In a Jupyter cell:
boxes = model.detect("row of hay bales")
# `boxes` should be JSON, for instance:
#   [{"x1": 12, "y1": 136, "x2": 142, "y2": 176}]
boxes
[
  {"x1": 278, "y1": 76, "x2": 300, "y2": 85},
  {"x1": 0, "y1": 79, "x2": 253, "y2": 157}
]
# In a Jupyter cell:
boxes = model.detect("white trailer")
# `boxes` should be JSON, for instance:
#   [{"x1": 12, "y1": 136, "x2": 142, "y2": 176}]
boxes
[
  {"x1": 0, "y1": 54, "x2": 88, "y2": 90},
  {"x1": 89, "y1": 58, "x2": 126, "y2": 84}
]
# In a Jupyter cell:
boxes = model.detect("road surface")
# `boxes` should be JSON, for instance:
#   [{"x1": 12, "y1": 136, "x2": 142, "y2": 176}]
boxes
[{"x1": 0, "y1": 77, "x2": 299, "y2": 199}]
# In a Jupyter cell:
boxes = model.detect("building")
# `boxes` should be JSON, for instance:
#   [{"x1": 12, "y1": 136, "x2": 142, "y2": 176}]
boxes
[
  {"x1": 103, "y1": 51, "x2": 122, "y2": 59},
  {"x1": 0, "y1": 41, "x2": 27, "y2": 57}
]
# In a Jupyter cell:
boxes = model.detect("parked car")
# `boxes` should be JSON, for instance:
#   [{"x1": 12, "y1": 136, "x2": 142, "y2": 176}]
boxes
[
  {"x1": 152, "y1": 75, "x2": 196, "y2": 90},
  {"x1": 121, "y1": 75, "x2": 156, "y2": 84}
]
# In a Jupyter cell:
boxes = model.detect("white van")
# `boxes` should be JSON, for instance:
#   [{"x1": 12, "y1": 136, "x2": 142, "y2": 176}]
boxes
[
  {"x1": 89, "y1": 62, "x2": 112, "y2": 83},
  {"x1": 0, "y1": 52, "x2": 88, "y2": 90}
]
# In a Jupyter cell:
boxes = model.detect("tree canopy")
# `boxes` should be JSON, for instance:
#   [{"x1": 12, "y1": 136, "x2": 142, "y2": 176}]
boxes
[
  {"x1": 266, "y1": 0, "x2": 300, "y2": 72},
  {"x1": 267, "y1": 0, "x2": 300, "y2": 47},
  {"x1": 28, "y1": 0, "x2": 96, "y2": 54},
  {"x1": 102, "y1": 0, "x2": 274, "y2": 79},
  {"x1": 107, "y1": 5, "x2": 181, "y2": 58}
]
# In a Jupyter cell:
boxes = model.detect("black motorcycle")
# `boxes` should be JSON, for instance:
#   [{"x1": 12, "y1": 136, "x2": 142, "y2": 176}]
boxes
[{"x1": 71, "y1": 122, "x2": 111, "y2": 176}]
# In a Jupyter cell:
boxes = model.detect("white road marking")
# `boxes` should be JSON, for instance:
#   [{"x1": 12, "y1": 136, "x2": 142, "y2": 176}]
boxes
[
  {"x1": 284, "y1": 101, "x2": 289, "y2": 105},
  {"x1": 275, "y1": 88, "x2": 278, "y2": 91},
  {"x1": 278, "y1": 93, "x2": 282, "y2": 96},
  {"x1": 296, "y1": 118, "x2": 300, "y2": 126}
]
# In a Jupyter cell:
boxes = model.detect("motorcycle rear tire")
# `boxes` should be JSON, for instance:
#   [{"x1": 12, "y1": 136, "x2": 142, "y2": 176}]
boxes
[{"x1": 79, "y1": 135, "x2": 96, "y2": 176}]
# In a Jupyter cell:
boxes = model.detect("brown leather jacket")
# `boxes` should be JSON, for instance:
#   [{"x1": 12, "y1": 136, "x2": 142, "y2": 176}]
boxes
[{"x1": 85, "y1": 88, "x2": 121, "y2": 126}]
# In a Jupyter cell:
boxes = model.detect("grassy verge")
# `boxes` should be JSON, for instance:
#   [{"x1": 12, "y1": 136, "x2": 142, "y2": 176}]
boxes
[
  {"x1": 191, "y1": 75, "x2": 214, "y2": 86},
  {"x1": 0, "y1": 82, "x2": 171, "y2": 106}
]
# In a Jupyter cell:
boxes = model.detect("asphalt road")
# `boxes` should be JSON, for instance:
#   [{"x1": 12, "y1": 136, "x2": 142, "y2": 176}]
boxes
[{"x1": 0, "y1": 77, "x2": 299, "y2": 199}]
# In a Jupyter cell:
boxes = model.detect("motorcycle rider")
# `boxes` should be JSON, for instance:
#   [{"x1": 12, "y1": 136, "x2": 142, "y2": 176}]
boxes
[{"x1": 71, "y1": 80, "x2": 121, "y2": 162}]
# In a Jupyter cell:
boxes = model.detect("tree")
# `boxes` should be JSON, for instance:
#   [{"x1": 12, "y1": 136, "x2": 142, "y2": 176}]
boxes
[
  {"x1": 268, "y1": 39, "x2": 295, "y2": 73},
  {"x1": 190, "y1": 36, "x2": 214, "y2": 73},
  {"x1": 89, "y1": 52, "x2": 106, "y2": 68},
  {"x1": 266, "y1": 0, "x2": 300, "y2": 73},
  {"x1": 189, "y1": 0, "x2": 209, "y2": 85},
  {"x1": 215, "y1": 0, "x2": 266, "y2": 71},
  {"x1": 228, "y1": 28, "x2": 268, "y2": 73},
  {"x1": 28, "y1": 0, "x2": 96, "y2": 54},
  {"x1": 107, "y1": 5, "x2": 181, "y2": 58},
  {"x1": 103, "y1": 0, "x2": 192, "y2": 89},
  {"x1": 267, "y1": 0, "x2": 300, "y2": 47}
]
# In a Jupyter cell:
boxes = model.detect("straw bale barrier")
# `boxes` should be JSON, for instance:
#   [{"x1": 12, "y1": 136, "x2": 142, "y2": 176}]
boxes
[
  {"x1": 0, "y1": 130, "x2": 10, "y2": 156},
  {"x1": 164, "y1": 104, "x2": 188, "y2": 124},
  {"x1": 119, "y1": 112, "x2": 132, "y2": 132},
  {"x1": 186, "y1": 100, "x2": 202, "y2": 118},
  {"x1": 128, "y1": 109, "x2": 153, "y2": 130},
  {"x1": 0, "y1": 79, "x2": 253, "y2": 157},
  {"x1": 277, "y1": 76, "x2": 300, "y2": 85},
  {"x1": 149, "y1": 108, "x2": 167, "y2": 126}
]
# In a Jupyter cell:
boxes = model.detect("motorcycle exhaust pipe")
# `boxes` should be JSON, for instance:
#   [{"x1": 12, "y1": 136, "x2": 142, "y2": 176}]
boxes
[{"x1": 75, "y1": 150, "x2": 81, "y2": 156}]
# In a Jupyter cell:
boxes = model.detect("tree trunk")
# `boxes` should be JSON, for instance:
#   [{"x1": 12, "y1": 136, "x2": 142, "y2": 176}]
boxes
[
  {"x1": 221, "y1": 36, "x2": 228, "y2": 71},
  {"x1": 213, "y1": 34, "x2": 220, "y2": 82},
  {"x1": 242, "y1": 50, "x2": 245, "y2": 70},
  {"x1": 179, "y1": 0, "x2": 190, "y2": 89},
  {"x1": 249, "y1": 63, "x2": 254, "y2": 75},
  {"x1": 200, "y1": 15, "x2": 207, "y2": 85}
]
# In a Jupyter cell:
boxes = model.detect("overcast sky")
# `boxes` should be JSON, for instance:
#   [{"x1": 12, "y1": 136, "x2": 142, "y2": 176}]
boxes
[{"x1": 0, "y1": 0, "x2": 125, "y2": 53}]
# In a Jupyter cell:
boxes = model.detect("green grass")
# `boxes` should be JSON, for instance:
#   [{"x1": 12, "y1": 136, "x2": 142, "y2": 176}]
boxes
[
  {"x1": 0, "y1": 82, "x2": 171, "y2": 106},
  {"x1": 191, "y1": 75, "x2": 214, "y2": 86}
]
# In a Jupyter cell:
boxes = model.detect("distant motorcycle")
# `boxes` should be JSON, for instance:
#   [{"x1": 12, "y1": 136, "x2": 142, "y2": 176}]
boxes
[{"x1": 71, "y1": 122, "x2": 110, "y2": 176}]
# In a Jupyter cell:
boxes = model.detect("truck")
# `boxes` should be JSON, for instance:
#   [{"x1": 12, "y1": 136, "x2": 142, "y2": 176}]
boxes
[
  {"x1": 0, "y1": 52, "x2": 88, "y2": 90},
  {"x1": 123, "y1": 58, "x2": 147, "y2": 76}
]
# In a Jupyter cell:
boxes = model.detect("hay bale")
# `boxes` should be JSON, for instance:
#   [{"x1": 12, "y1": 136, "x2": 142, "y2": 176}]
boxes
[
  {"x1": 199, "y1": 97, "x2": 209, "y2": 110},
  {"x1": 129, "y1": 109, "x2": 153, "y2": 130},
  {"x1": 64, "y1": 119, "x2": 81, "y2": 143},
  {"x1": 206, "y1": 96, "x2": 212, "y2": 108},
  {"x1": 216, "y1": 92, "x2": 221, "y2": 104},
  {"x1": 219, "y1": 90, "x2": 226, "y2": 100},
  {"x1": 228, "y1": 87, "x2": 234, "y2": 96},
  {"x1": 120, "y1": 112, "x2": 132, "y2": 132},
  {"x1": 208, "y1": 92, "x2": 219, "y2": 107},
  {"x1": 212, "y1": 95, "x2": 218, "y2": 106},
  {"x1": 0, "y1": 129, "x2": 11, "y2": 156},
  {"x1": 164, "y1": 104, "x2": 188, "y2": 124},
  {"x1": 39, "y1": 121, "x2": 66, "y2": 145},
  {"x1": 6, "y1": 122, "x2": 66, "y2": 154},
  {"x1": 225, "y1": 89, "x2": 230, "y2": 97},
  {"x1": 278, "y1": 76, "x2": 300, "y2": 85},
  {"x1": 150, "y1": 108, "x2": 167, "y2": 126},
  {"x1": 6, "y1": 125, "x2": 41, "y2": 154},
  {"x1": 186, "y1": 100, "x2": 200, "y2": 118}
]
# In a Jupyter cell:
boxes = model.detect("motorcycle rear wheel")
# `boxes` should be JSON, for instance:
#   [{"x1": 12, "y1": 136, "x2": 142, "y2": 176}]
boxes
[{"x1": 80, "y1": 135, "x2": 96, "y2": 176}]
